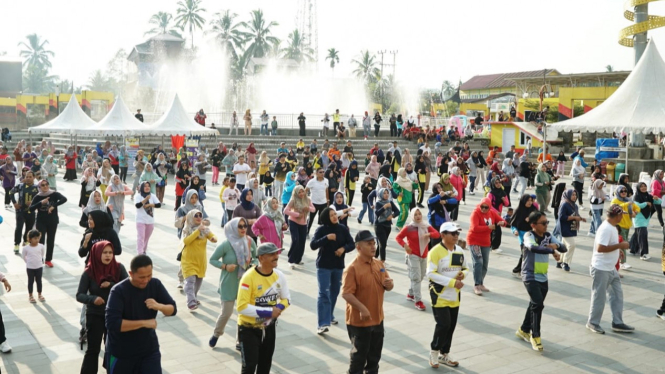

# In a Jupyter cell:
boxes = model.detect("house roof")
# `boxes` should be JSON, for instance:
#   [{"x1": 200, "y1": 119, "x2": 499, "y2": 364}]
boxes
[
  {"x1": 460, "y1": 69, "x2": 559, "y2": 90},
  {"x1": 461, "y1": 93, "x2": 515, "y2": 103},
  {"x1": 128, "y1": 33, "x2": 184, "y2": 62}
]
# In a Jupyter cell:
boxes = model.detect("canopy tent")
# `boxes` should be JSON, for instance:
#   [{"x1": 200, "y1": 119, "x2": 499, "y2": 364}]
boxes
[
  {"x1": 80, "y1": 95, "x2": 145, "y2": 136},
  {"x1": 27, "y1": 94, "x2": 96, "y2": 134},
  {"x1": 550, "y1": 39, "x2": 665, "y2": 135},
  {"x1": 132, "y1": 94, "x2": 218, "y2": 136}
]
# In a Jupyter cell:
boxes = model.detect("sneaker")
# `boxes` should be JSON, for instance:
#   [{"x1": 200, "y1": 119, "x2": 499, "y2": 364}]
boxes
[
  {"x1": 13, "y1": 245, "x2": 19, "y2": 254},
  {"x1": 236, "y1": 343, "x2": 241, "y2": 351},
  {"x1": 579, "y1": 206, "x2": 585, "y2": 210},
  {"x1": 0, "y1": 341, "x2": 11, "y2": 353},
  {"x1": 417, "y1": 204, "x2": 425, "y2": 208},
  {"x1": 331, "y1": 319, "x2": 338, "y2": 325},
  {"x1": 586, "y1": 323, "x2": 605, "y2": 334},
  {"x1": 611, "y1": 323, "x2": 635, "y2": 333},
  {"x1": 479, "y1": 285, "x2": 490, "y2": 292},
  {"x1": 657, "y1": 313, "x2": 665, "y2": 321},
  {"x1": 44, "y1": 261, "x2": 53, "y2": 268},
  {"x1": 556, "y1": 262, "x2": 562, "y2": 269},
  {"x1": 406, "y1": 294, "x2": 415, "y2": 302},
  {"x1": 515, "y1": 328, "x2": 531, "y2": 343},
  {"x1": 437, "y1": 353, "x2": 459, "y2": 367},
  {"x1": 177, "y1": 282, "x2": 184, "y2": 289},
  {"x1": 563, "y1": 263, "x2": 570, "y2": 272},
  {"x1": 429, "y1": 350, "x2": 439, "y2": 368},
  {"x1": 641, "y1": 255, "x2": 651, "y2": 261},
  {"x1": 357, "y1": 218, "x2": 361, "y2": 224},
  {"x1": 461, "y1": 201, "x2": 466, "y2": 205},
  {"x1": 290, "y1": 263, "x2": 296, "y2": 270},
  {"x1": 620, "y1": 263, "x2": 632, "y2": 270},
  {"x1": 473, "y1": 286, "x2": 483, "y2": 295},
  {"x1": 469, "y1": 191, "x2": 475, "y2": 195},
  {"x1": 492, "y1": 248, "x2": 503, "y2": 254},
  {"x1": 415, "y1": 301, "x2": 426, "y2": 311},
  {"x1": 512, "y1": 189, "x2": 518, "y2": 193},
  {"x1": 209, "y1": 335, "x2": 219, "y2": 348},
  {"x1": 188, "y1": 304, "x2": 198, "y2": 311},
  {"x1": 317, "y1": 326, "x2": 329, "y2": 335},
  {"x1": 530, "y1": 336, "x2": 544, "y2": 352},
  {"x1": 512, "y1": 271, "x2": 521, "y2": 278}
]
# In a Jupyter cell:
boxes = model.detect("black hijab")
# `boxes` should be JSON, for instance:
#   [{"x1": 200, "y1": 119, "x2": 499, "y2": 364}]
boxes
[
  {"x1": 634, "y1": 182, "x2": 653, "y2": 219},
  {"x1": 510, "y1": 194, "x2": 537, "y2": 231}
]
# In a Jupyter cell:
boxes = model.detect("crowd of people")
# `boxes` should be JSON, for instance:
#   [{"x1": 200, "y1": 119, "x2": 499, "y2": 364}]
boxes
[{"x1": 0, "y1": 132, "x2": 663, "y2": 374}]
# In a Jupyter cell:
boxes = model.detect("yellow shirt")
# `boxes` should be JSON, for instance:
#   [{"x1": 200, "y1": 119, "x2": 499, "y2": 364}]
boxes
[
  {"x1": 610, "y1": 198, "x2": 640, "y2": 229},
  {"x1": 219, "y1": 185, "x2": 228, "y2": 203},
  {"x1": 426, "y1": 243, "x2": 468, "y2": 308},
  {"x1": 181, "y1": 230, "x2": 216, "y2": 278},
  {"x1": 333, "y1": 113, "x2": 340, "y2": 122},
  {"x1": 296, "y1": 141, "x2": 305, "y2": 149},
  {"x1": 237, "y1": 267, "x2": 291, "y2": 327}
]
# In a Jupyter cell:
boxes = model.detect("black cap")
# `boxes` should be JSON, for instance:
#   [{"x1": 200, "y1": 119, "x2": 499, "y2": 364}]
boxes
[{"x1": 355, "y1": 230, "x2": 376, "y2": 244}]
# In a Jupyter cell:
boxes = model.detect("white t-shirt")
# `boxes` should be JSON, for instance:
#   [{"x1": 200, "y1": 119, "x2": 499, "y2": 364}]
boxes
[
  {"x1": 233, "y1": 163, "x2": 252, "y2": 185},
  {"x1": 22, "y1": 243, "x2": 45, "y2": 269},
  {"x1": 307, "y1": 178, "x2": 329, "y2": 205},
  {"x1": 135, "y1": 194, "x2": 161, "y2": 224},
  {"x1": 223, "y1": 187, "x2": 241, "y2": 211},
  {"x1": 591, "y1": 220, "x2": 620, "y2": 271}
]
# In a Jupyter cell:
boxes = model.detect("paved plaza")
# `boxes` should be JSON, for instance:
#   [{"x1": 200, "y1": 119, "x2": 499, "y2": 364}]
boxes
[{"x1": 0, "y1": 175, "x2": 664, "y2": 374}]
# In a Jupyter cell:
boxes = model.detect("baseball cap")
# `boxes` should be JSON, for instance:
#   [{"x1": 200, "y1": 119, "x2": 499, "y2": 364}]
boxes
[
  {"x1": 355, "y1": 230, "x2": 376, "y2": 243},
  {"x1": 440, "y1": 222, "x2": 462, "y2": 233},
  {"x1": 257, "y1": 243, "x2": 283, "y2": 256},
  {"x1": 607, "y1": 204, "x2": 626, "y2": 216}
]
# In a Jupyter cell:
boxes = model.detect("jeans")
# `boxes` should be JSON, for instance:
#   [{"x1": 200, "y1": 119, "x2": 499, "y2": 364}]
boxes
[
  {"x1": 274, "y1": 180, "x2": 284, "y2": 202},
  {"x1": 81, "y1": 314, "x2": 105, "y2": 374},
  {"x1": 221, "y1": 203, "x2": 228, "y2": 227},
  {"x1": 590, "y1": 209, "x2": 603, "y2": 235},
  {"x1": 271, "y1": 127, "x2": 277, "y2": 136},
  {"x1": 588, "y1": 266, "x2": 624, "y2": 326},
  {"x1": 239, "y1": 323, "x2": 276, "y2": 374},
  {"x1": 407, "y1": 255, "x2": 427, "y2": 301},
  {"x1": 213, "y1": 299, "x2": 238, "y2": 341},
  {"x1": 358, "y1": 202, "x2": 375, "y2": 224},
  {"x1": 363, "y1": 125, "x2": 371, "y2": 138},
  {"x1": 347, "y1": 322, "x2": 384, "y2": 374},
  {"x1": 37, "y1": 221, "x2": 57, "y2": 262},
  {"x1": 469, "y1": 176, "x2": 477, "y2": 193},
  {"x1": 26, "y1": 268, "x2": 43, "y2": 294},
  {"x1": 374, "y1": 125, "x2": 380, "y2": 137},
  {"x1": 374, "y1": 224, "x2": 391, "y2": 261},
  {"x1": 119, "y1": 166, "x2": 128, "y2": 183},
  {"x1": 136, "y1": 223, "x2": 154, "y2": 255},
  {"x1": 471, "y1": 246, "x2": 491, "y2": 286},
  {"x1": 260, "y1": 124, "x2": 268, "y2": 135},
  {"x1": 430, "y1": 307, "x2": 459, "y2": 354},
  {"x1": 184, "y1": 275, "x2": 203, "y2": 308},
  {"x1": 521, "y1": 281, "x2": 548, "y2": 338},
  {"x1": 307, "y1": 203, "x2": 328, "y2": 234},
  {"x1": 288, "y1": 220, "x2": 307, "y2": 264},
  {"x1": 14, "y1": 210, "x2": 35, "y2": 245},
  {"x1": 316, "y1": 268, "x2": 343, "y2": 328}
]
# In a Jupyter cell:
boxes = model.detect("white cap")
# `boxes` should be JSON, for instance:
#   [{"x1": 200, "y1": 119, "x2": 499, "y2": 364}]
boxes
[{"x1": 439, "y1": 222, "x2": 462, "y2": 233}]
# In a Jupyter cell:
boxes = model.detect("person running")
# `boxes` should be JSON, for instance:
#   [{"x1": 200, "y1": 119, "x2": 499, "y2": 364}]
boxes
[
  {"x1": 396, "y1": 207, "x2": 440, "y2": 312},
  {"x1": 209, "y1": 217, "x2": 257, "y2": 349},
  {"x1": 515, "y1": 211, "x2": 566, "y2": 352},
  {"x1": 310, "y1": 206, "x2": 355, "y2": 334},
  {"x1": 135, "y1": 182, "x2": 161, "y2": 255},
  {"x1": 29, "y1": 179, "x2": 67, "y2": 268},
  {"x1": 105, "y1": 175, "x2": 132, "y2": 233},
  {"x1": 393, "y1": 168, "x2": 418, "y2": 230},
  {"x1": 284, "y1": 185, "x2": 315, "y2": 269},
  {"x1": 466, "y1": 197, "x2": 507, "y2": 295},
  {"x1": 510, "y1": 194, "x2": 539, "y2": 276},
  {"x1": 10, "y1": 170, "x2": 37, "y2": 254},
  {"x1": 77, "y1": 241, "x2": 128, "y2": 373},
  {"x1": 105, "y1": 254, "x2": 177, "y2": 373},
  {"x1": 181, "y1": 209, "x2": 217, "y2": 310},
  {"x1": 586, "y1": 204, "x2": 635, "y2": 334},
  {"x1": 426, "y1": 222, "x2": 467, "y2": 368},
  {"x1": 237, "y1": 243, "x2": 291, "y2": 374},
  {"x1": 341, "y1": 230, "x2": 393, "y2": 373},
  {"x1": 555, "y1": 189, "x2": 585, "y2": 272},
  {"x1": 22, "y1": 230, "x2": 45, "y2": 303}
]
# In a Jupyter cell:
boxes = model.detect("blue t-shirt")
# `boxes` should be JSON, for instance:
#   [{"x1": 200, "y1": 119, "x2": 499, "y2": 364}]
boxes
[{"x1": 105, "y1": 277, "x2": 177, "y2": 359}]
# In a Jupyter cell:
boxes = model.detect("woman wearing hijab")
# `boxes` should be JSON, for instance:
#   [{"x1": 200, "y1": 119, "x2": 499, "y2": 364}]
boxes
[
  {"x1": 449, "y1": 167, "x2": 466, "y2": 217},
  {"x1": 324, "y1": 166, "x2": 339, "y2": 204},
  {"x1": 183, "y1": 175, "x2": 207, "y2": 207},
  {"x1": 412, "y1": 154, "x2": 426, "y2": 207},
  {"x1": 555, "y1": 151, "x2": 567, "y2": 178},
  {"x1": 0, "y1": 156, "x2": 17, "y2": 207},
  {"x1": 427, "y1": 183, "x2": 452, "y2": 246},
  {"x1": 345, "y1": 160, "x2": 360, "y2": 206},
  {"x1": 618, "y1": 173, "x2": 633, "y2": 197},
  {"x1": 64, "y1": 146, "x2": 78, "y2": 181},
  {"x1": 535, "y1": 163, "x2": 552, "y2": 213},
  {"x1": 281, "y1": 171, "x2": 297, "y2": 208},
  {"x1": 245, "y1": 143, "x2": 257, "y2": 166},
  {"x1": 310, "y1": 207, "x2": 355, "y2": 334},
  {"x1": 466, "y1": 151, "x2": 479, "y2": 196},
  {"x1": 233, "y1": 188, "x2": 262, "y2": 243},
  {"x1": 41, "y1": 155, "x2": 58, "y2": 191},
  {"x1": 248, "y1": 177, "x2": 266, "y2": 209},
  {"x1": 510, "y1": 194, "x2": 539, "y2": 276},
  {"x1": 467, "y1": 197, "x2": 507, "y2": 295},
  {"x1": 139, "y1": 162, "x2": 160, "y2": 196},
  {"x1": 252, "y1": 197, "x2": 287, "y2": 248},
  {"x1": 76, "y1": 241, "x2": 127, "y2": 373},
  {"x1": 29, "y1": 179, "x2": 67, "y2": 268},
  {"x1": 439, "y1": 173, "x2": 459, "y2": 220},
  {"x1": 107, "y1": 145, "x2": 120, "y2": 175},
  {"x1": 393, "y1": 167, "x2": 418, "y2": 229},
  {"x1": 175, "y1": 190, "x2": 208, "y2": 241},
  {"x1": 374, "y1": 187, "x2": 400, "y2": 266},
  {"x1": 78, "y1": 210, "x2": 122, "y2": 263},
  {"x1": 181, "y1": 209, "x2": 217, "y2": 310},
  {"x1": 589, "y1": 179, "x2": 608, "y2": 235},
  {"x1": 330, "y1": 191, "x2": 355, "y2": 227},
  {"x1": 296, "y1": 166, "x2": 309, "y2": 188},
  {"x1": 258, "y1": 151, "x2": 272, "y2": 186},
  {"x1": 287, "y1": 149, "x2": 299, "y2": 171},
  {"x1": 118, "y1": 146, "x2": 129, "y2": 183},
  {"x1": 611, "y1": 185, "x2": 642, "y2": 270},
  {"x1": 79, "y1": 167, "x2": 97, "y2": 208},
  {"x1": 96, "y1": 159, "x2": 115, "y2": 203},
  {"x1": 175, "y1": 160, "x2": 192, "y2": 211},
  {"x1": 105, "y1": 175, "x2": 132, "y2": 233},
  {"x1": 134, "y1": 181, "x2": 161, "y2": 254},
  {"x1": 555, "y1": 189, "x2": 585, "y2": 272},
  {"x1": 131, "y1": 150, "x2": 147, "y2": 198},
  {"x1": 396, "y1": 207, "x2": 440, "y2": 311},
  {"x1": 650, "y1": 170, "x2": 665, "y2": 227},
  {"x1": 631, "y1": 182, "x2": 659, "y2": 260},
  {"x1": 221, "y1": 149, "x2": 237, "y2": 177},
  {"x1": 570, "y1": 158, "x2": 586, "y2": 210},
  {"x1": 79, "y1": 191, "x2": 112, "y2": 228},
  {"x1": 284, "y1": 185, "x2": 315, "y2": 269},
  {"x1": 153, "y1": 153, "x2": 171, "y2": 203},
  {"x1": 208, "y1": 217, "x2": 257, "y2": 348},
  {"x1": 501, "y1": 158, "x2": 516, "y2": 206},
  {"x1": 365, "y1": 155, "x2": 381, "y2": 183}
]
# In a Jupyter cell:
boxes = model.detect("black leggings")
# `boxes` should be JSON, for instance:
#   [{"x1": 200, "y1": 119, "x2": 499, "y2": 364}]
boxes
[
  {"x1": 26, "y1": 268, "x2": 43, "y2": 294},
  {"x1": 81, "y1": 314, "x2": 106, "y2": 374},
  {"x1": 3, "y1": 187, "x2": 11, "y2": 205},
  {"x1": 655, "y1": 205, "x2": 664, "y2": 227},
  {"x1": 572, "y1": 181, "x2": 584, "y2": 206},
  {"x1": 15, "y1": 210, "x2": 36, "y2": 246},
  {"x1": 308, "y1": 203, "x2": 328, "y2": 234},
  {"x1": 418, "y1": 182, "x2": 426, "y2": 204},
  {"x1": 374, "y1": 223, "x2": 391, "y2": 261},
  {"x1": 374, "y1": 125, "x2": 380, "y2": 137},
  {"x1": 111, "y1": 164, "x2": 119, "y2": 175},
  {"x1": 119, "y1": 167, "x2": 128, "y2": 183},
  {"x1": 346, "y1": 189, "x2": 356, "y2": 206},
  {"x1": 37, "y1": 222, "x2": 57, "y2": 261}
]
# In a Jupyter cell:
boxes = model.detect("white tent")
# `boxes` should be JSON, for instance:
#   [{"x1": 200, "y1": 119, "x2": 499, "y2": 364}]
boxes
[
  {"x1": 81, "y1": 96, "x2": 145, "y2": 136},
  {"x1": 28, "y1": 94, "x2": 96, "y2": 134},
  {"x1": 133, "y1": 94, "x2": 218, "y2": 136},
  {"x1": 550, "y1": 39, "x2": 664, "y2": 135}
]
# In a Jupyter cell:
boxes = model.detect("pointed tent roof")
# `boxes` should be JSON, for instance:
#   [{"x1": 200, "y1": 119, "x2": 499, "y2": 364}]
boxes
[
  {"x1": 133, "y1": 94, "x2": 218, "y2": 136},
  {"x1": 551, "y1": 40, "x2": 665, "y2": 134},
  {"x1": 80, "y1": 96, "x2": 145, "y2": 136},
  {"x1": 28, "y1": 94, "x2": 97, "y2": 134}
]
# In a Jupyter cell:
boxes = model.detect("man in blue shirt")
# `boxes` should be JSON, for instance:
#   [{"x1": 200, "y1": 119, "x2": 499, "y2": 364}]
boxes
[
  {"x1": 277, "y1": 142, "x2": 289, "y2": 157},
  {"x1": 105, "y1": 255, "x2": 177, "y2": 373}
]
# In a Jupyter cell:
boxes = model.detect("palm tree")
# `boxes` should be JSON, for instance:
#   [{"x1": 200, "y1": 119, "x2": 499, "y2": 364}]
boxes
[
  {"x1": 23, "y1": 64, "x2": 58, "y2": 94},
  {"x1": 239, "y1": 9, "x2": 280, "y2": 59},
  {"x1": 85, "y1": 70, "x2": 113, "y2": 91},
  {"x1": 206, "y1": 10, "x2": 244, "y2": 60},
  {"x1": 440, "y1": 80, "x2": 456, "y2": 101},
  {"x1": 352, "y1": 50, "x2": 380, "y2": 84},
  {"x1": 18, "y1": 34, "x2": 55, "y2": 69},
  {"x1": 281, "y1": 29, "x2": 314, "y2": 64},
  {"x1": 606, "y1": 64, "x2": 614, "y2": 72},
  {"x1": 325, "y1": 48, "x2": 340, "y2": 76},
  {"x1": 144, "y1": 11, "x2": 183, "y2": 38},
  {"x1": 175, "y1": 0, "x2": 207, "y2": 49}
]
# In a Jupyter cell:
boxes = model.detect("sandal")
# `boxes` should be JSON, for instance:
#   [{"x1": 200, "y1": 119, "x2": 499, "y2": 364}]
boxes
[
  {"x1": 38, "y1": 295, "x2": 45, "y2": 302},
  {"x1": 29, "y1": 295, "x2": 36, "y2": 303}
]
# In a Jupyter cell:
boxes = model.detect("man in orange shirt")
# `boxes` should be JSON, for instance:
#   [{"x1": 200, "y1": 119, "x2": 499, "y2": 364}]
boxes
[
  {"x1": 537, "y1": 146, "x2": 553, "y2": 163},
  {"x1": 327, "y1": 142, "x2": 341, "y2": 162}
]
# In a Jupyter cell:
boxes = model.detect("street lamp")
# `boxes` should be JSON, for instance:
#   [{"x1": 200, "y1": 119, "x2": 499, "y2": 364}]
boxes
[
  {"x1": 539, "y1": 84, "x2": 553, "y2": 160},
  {"x1": 55, "y1": 85, "x2": 61, "y2": 115}
]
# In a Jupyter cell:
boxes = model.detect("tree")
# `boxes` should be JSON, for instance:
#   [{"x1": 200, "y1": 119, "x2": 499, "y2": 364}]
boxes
[
  {"x1": 206, "y1": 10, "x2": 244, "y2": 60},
  {"x1": 18, "y1": 34, "x2": 55, "y2": 69},
  {"x1": 175, "y1": 0, "x2": 207, "y2": 49},
  {"x1": 325, "y1": 48, "x2": 340, "y2": 76},
  {"x1": 606, "y1": 65, "x2": 614, "y2": 72},
  {"x1": 239, "y1": 9, "x2": 280, "y2": 59},
  {"x1": 144, "y1": 11, "x2": 183, "y2": 38},
  {"x1": 281, "y1": 29, "x2": 314, "y2": 63},
  {"x1": 85, "y1": 70, "x2": 114, "y2": 92},
  {"x1": 351, "y1": 50, "x2": 380, "y2": 84},
  {"x1": 441, "y1": 80, "x2": 456, "y2": 101},
  {"x1": 23, "y1": 65, "x2": 58, "y2": 94}
]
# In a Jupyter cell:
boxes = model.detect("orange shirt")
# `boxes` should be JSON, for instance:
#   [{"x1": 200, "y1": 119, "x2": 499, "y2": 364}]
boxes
[
  {"x1": 327, "y1": 148, "x2": 341, "y2": 161},
  {"x1": 342, "y1": 256, "x2": 389, "y2": 327},
  {"x1": 537, "y1": 153, "x2": 553, "y2": 163}
]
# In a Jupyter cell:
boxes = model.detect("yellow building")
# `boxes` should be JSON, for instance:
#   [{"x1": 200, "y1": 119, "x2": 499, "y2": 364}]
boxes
[{"x1": 489, "y1": 122, "x2": 561, "y2": 152}]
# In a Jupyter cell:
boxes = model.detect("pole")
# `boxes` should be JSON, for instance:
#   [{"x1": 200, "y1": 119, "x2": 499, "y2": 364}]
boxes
[{"x1": 631, "y1": 3, "x2": 648, "y2": 147}]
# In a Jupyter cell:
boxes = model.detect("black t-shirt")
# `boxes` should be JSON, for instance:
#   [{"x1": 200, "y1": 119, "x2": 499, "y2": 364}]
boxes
[{"x1": 135, "y1": 113, "x2": 144, "y2": 122}]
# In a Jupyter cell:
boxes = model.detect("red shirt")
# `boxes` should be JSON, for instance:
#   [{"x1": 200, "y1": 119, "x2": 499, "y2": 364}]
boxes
[
  {"x1": 395, "y1": 225, "x2": 440, "y2": 258},
  {"x1": 65, "y1": 153, "x2": 78, "y2": 169}
]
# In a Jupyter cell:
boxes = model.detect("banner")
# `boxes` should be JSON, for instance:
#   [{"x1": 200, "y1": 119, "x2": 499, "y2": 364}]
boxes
[
  {"x1": 185, "y1": 138, "x2": 199, "y2": 166},
  {"x1": 125, "y1": 137, "x2": 140, "y2": 175}
]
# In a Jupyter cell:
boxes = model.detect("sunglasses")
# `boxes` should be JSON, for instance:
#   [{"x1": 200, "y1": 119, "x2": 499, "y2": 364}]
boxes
[
  {"x1": 40, "y1": 183, "x2": 49, "y2": 187},
  {"x1": 620, "y1": 191, "x2": 627, "y2": 193},
  {"x1": 194, "y1": 213, "x2": 203, "y2": 218},
  {"x1": 537, "y1": 220, "x2": 549, "y2": 225},
  {"x1": 237, "y1": 224, "x2": 248, "y2": 229},
  {"x1": 480, "y1": 205, "x2": 489, "y2": 210},
  {"x1": 444, "y1": 231, "x2": 460, "y2": 236}
]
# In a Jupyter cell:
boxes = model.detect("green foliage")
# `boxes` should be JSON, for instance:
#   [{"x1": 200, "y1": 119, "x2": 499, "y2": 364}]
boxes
[
  {"x1": 145, "y1": 12, "x2": 183, "y2": 38},
  {"x1": 281, "y1": 29, "x2": 314, "y2": 63},
  {"x1": 238, "y1": 9, "x2": 280, "y2": 60},
  {"x1": 352, "y1": 50, "x2": 379, "y2": 85},
  {"x1": 23, "y1": 65, "x2": 58, "y2": 94},
  {"x1": 522, "y1": 99, "x2": 558, "y2": 122},
  {"x1": 18, "y1": 34, "x2": 54, "y2": 70},
  {"x1": 325, "y1": 48, "x2": 340, "y2": 71},
  {"x1": 206, "y1": 10, "x2": 244, "y2": 60},
  {"x1": 175, "y1": 0, "x2": 207, "y2": 48}
]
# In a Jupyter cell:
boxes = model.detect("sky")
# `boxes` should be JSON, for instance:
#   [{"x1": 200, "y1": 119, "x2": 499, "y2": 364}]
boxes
[{"x1": 0, "y1": 0, "x2": 661, "y2": 89}]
